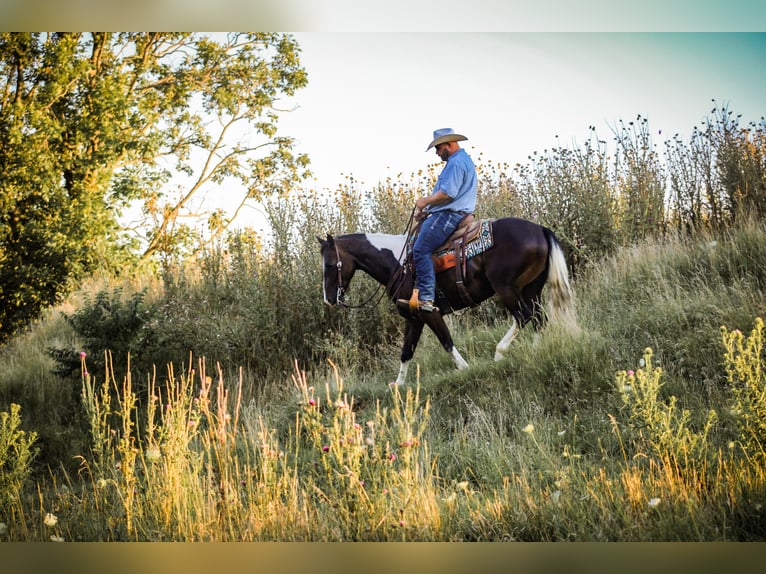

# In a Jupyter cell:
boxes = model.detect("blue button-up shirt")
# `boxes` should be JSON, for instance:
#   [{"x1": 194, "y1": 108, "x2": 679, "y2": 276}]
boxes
[{"x1": 429, "y1": 148, "x2": 477, "y2": 214}]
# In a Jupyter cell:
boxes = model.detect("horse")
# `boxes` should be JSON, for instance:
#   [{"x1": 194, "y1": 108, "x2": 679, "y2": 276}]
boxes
[{"x1": 317, "y1": 216, "x2": 575, "y2": 386}]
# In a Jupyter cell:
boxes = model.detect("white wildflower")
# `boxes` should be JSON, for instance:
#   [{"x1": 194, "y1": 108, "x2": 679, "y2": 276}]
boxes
[
  {"x1": 145, "y1": 447, "x2": 162, "y2": 463},
  {"x1": 43, "y1": 513, "x2": 58, "y2": 528},
  {"x1": 648, "y1": 497, "x2": 661, "y2": 508},
  {"x1": 522, "y1": 424, "x2": 534, "y2": 434}
]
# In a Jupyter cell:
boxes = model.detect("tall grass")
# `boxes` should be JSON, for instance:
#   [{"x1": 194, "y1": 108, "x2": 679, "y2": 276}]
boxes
[{"x1": 3, "y1": 305, "x2": 764, "y2": 540}]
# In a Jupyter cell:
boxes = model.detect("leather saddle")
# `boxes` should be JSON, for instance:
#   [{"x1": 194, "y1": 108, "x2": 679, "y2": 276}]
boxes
[
  {"x1": 431, "y1": 213, "x2": 482, "y2": 307},
  {"x1": 434, "y1": 213, "x2": 479, "y2": 252}
]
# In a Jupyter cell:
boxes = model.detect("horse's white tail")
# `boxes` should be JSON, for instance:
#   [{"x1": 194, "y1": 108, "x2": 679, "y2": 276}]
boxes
[{"x1": 545, "y1": 234, "x2": 577, "y2": 328}]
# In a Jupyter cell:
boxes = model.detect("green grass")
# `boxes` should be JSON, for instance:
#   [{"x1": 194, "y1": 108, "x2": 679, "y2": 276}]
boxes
[{"x1": 2, "y1": 218, "x2": 766, "y2": 541}]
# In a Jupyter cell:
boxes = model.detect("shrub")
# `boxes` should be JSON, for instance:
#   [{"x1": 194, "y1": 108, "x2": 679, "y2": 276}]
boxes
[{"x1": 0, "y1": 403, "x2": 38, "y2": 513}]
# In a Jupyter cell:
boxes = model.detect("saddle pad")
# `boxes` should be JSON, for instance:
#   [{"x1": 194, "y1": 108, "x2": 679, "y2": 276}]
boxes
[{"x1": 432, "y1": 219, "x2": 494, "y2": 272}]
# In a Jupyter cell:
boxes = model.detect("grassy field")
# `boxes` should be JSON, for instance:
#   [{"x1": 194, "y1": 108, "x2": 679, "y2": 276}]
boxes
[{"x1": 1, "y1": 216, "x2": 765, "y2": 542}]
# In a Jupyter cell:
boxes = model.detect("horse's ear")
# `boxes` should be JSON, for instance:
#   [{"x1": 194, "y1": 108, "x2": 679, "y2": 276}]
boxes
[{"x1": 317, "y1": 234, "x2": 334, "y2": 248}]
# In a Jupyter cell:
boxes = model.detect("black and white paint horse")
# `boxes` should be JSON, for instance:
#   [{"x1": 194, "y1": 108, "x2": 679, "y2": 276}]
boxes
[{"x1": 318, "y1": 217, "x2": 575, "y2": 385}]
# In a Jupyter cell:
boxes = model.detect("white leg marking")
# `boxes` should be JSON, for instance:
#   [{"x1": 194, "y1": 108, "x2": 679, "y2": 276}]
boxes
[
  {"x1": 392, "y1": 361, "x2": 410, "y2": 386},
  {"x1": 494, "y1": 318, "x2": 519, "y2": 361},
  {"x1": 452, "y1": 347, "x2": 469, "y2": 370}
]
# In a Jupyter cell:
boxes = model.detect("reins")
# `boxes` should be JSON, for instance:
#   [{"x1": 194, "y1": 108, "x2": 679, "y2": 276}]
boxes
[{"x1": 335, "y1": 208, "x2": 417, "y2": 310}]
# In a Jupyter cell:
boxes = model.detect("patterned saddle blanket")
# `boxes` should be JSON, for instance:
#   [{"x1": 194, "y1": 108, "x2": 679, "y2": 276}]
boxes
[{"x1": 432, "y1": 218, "x2": 494, "y2": 273}]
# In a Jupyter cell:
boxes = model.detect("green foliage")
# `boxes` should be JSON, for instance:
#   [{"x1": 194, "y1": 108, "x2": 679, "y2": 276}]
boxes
[
  {"x1": 613, "y1": 348, "x2": 717, "y2": 467},
  {"x1": 666, "y1": 103, "x2": 766, "y2": 231},
  {"x1": 723, "y1": 317, "x2": 766, "y2": 460},
  {"x1": 0, "y1": 32, "x2": 309, "y2": 343},
  {"x1": 513, "y1": 130, "x2": 618, "y2": 272},
  {"x1": 49, "y1": 287, "x2": 157, "y2": 392},
  {"x1": 0, "y1": 403, "x2": 38, "y2": 512}
]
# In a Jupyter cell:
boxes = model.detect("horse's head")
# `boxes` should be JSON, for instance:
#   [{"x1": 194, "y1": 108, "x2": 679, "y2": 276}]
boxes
[{"x1": 317, "y1": 234, "x2": 356, "y2": 307}]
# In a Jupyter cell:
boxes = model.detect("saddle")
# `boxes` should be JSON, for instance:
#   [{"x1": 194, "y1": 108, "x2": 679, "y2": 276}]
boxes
[
  {"x1": 431, "y1": 214, "x2": 483, "y2": 307},
  {"x1": 399, "y1": 214, "x2": 493, "y2": 312}
]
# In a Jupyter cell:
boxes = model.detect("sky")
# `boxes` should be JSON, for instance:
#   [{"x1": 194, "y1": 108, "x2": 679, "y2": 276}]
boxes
[{"x1": 218, "y1": 31, "x2": 765, "y2": 230}]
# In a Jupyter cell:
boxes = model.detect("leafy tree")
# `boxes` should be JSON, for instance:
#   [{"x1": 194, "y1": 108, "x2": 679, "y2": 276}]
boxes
[{"x1": 0, "y1": 32, "x2": 309, "y2": 343}]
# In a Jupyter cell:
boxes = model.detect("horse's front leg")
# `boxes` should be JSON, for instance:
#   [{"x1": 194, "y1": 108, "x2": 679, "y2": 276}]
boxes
[{"x1": 392, "y1": 318, "x2": 425, "y2": 386}]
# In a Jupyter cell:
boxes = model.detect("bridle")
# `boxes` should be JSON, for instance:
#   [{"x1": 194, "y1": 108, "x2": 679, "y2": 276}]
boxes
[
  {"x1": 331, "y1": 240, "x2": 387, "y2": 309},
  {"x1": 333, "y1": 240, "x2": 347, "y2": 306},
  {"x1": 329, "y1": 208, "x2": 418, "y2": 310}
]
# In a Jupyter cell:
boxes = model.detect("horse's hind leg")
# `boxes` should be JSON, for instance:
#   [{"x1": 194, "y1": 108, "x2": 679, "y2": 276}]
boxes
[{"x1": 423, "y1": 313, "x2": 469, "y2": 371}]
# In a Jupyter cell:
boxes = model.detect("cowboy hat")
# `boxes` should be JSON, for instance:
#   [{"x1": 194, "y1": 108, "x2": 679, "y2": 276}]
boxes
[{"x1": 426, "y1": 128, "x2": 468, "y2": 151}]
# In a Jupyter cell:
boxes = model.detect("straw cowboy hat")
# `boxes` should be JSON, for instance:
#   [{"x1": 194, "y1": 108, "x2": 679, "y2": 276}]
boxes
[{"x1": 426, "y1": 128, "x2": 468, "y2": 151}]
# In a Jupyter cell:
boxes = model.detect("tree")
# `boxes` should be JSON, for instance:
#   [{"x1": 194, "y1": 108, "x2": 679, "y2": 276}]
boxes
[{"x1": 0, "y1": 32, "x2": 309, "y2": 343}]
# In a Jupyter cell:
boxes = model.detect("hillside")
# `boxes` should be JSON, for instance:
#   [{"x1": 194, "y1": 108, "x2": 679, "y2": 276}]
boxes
[{"x1": 1, "y1": 217, "x2": 765, "y2": 541}]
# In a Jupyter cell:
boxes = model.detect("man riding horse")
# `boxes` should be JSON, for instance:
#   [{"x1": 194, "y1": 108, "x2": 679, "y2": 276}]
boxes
[{"x1": 398, "y1": 128, "x2": 477, "y2": 313}]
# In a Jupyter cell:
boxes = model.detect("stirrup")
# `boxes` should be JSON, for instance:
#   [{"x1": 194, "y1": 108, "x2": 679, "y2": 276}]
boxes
[{"x1": 396, "y1": 289, "x2": 438, "y2": 313}]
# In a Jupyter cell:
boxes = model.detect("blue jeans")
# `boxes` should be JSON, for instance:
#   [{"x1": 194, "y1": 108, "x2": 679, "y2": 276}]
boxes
[{"x1": 413, "y1": 210, "x2": 467, "y2": 302}]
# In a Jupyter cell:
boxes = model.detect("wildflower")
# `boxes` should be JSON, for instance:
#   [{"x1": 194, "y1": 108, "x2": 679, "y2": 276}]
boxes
[
  {"x1": 522, "y1": 424, "x2": 534, "y2": 434},
  {"x1": 50, "y1": 535, "x2": 65, "y2": 542},
  {"x1": 308, "y1": 398, "x2": 316, "y2": 406},
  {"x1": 0, "y1": 522, "x2": 7, "y2": 536},
  {"x1": 728, "y1": 441, "x2": 736, "y2": 450},
  {"x1": 44, "y1": 513, "x2": 58, "y2": 527},
  {"x1": 96, "y1": 478, "x2": 107, "y2": 489},
  {"x1": 648, "y1": 497, "x2": 661, "y2": 508},
  {"x1": 79, "y1": 351, "x2": 87, "y2": 358},
  {"x1": 322, "y1": 445, "x2": 330, "y2": 452},
  {"x1": 557, "y1": 430, "x2": 566, "y2": 436},
  {"x1": 399, "y1": 520, "x2": 405, "y2": 527},
  {"x1": 389, "y1": 452, "x2": 397, "y2": 461},
  {"x1": 627, "y1": 370, "x2": 634, "y2": 377},
  {"x1": 83, "y1": 371, "x2": 89, "y2": 378},
  {"x1": 456, "y1": 481, "x2": 469, "y2": 491},
  {"x1": 145, "y1": 447, "x2": 162, "y2": 463}
]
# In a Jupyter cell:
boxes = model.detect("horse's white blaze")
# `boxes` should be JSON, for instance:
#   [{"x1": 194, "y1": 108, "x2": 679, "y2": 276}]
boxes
[
  {"x1": 321, "y1": 260, "x2": 330, "y2": 304},
  {"x1": 365, "y1": 233, "x2": 407, "y2": 263},
  {"x1": 452, "y1": 347, "x2": 469, "y2": 370},
  {"x1": 494, "y1": 317, "x2": 519, "y2": 361}
]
